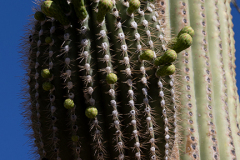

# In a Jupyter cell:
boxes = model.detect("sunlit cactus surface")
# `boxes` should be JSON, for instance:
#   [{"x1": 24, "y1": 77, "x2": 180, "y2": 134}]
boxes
[{"x1": 20, "y1": 0, "x2": 240, "y2": 159}]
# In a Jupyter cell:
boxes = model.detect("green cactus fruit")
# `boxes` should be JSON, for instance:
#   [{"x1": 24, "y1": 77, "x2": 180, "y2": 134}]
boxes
[
  {"x1": 139, "y1": 49, "x2": 155, "y2": 61},
  {"x1": 71, "y1": 135, "x2": 79, "y2": 142},
  {"x1": 85, "y1": 106, "x2": 98, "y2": 119},
  {"x1": 34, "y1": 11, "x2": 45, "y2": 21},
  {"x1": 41, "y1": 1, "x2": 69, "y2": 25},
  {"x1": 177, "y1": 26, "x2": 195, "y2": 37},
  {"x1": 154, "y1": 49, "x2": 177, "y2": 66},
  {"x1": 168, "y1": 33, "x2": 193, "y2": 53},
  {"x1": 42, "y1": 82, "x2": 54, "y2": 91},
  {"x1": 45, "y1": 37, "x2": 52, "y2": 44},
  {"x1": 106, "y1": 73, "x2": 117, "y2": 84},
  {"x1": 127, "y1": 0, "x2": 141, "y2": 14},
  {"x1": 41, "y1": 69, "x2": 52, "y2": 78},
  {"x1": 96, "y1": 0, "x2": 113, "y2": 22},
  {"x1": 64, "y1": 99, "x2": 75, "y2": 109},
  {"x1": 156, "y1": 64, "x2": 176, "y2": 77}
]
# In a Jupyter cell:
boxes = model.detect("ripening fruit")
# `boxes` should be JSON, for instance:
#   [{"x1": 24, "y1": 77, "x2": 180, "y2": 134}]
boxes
[
  {"x1": 139, "y1": 49, "x2": 155, "y2": 61},
  {"x1": 127, "y1": 0, "x2": 141, "y2": 14},
  {"x1": 168, "y1": 33, "x2": 192, "y2": 53},
  {"x1": 156, "y1": 64, "x2": 176, "y2": 77},
  {"x1": 85, "y1": 106, "x2": 98, "y2": 119},
  {"x1": 41, "y1": 69, "x2": 52, "y2": 78},
  {"x1": 106, "y1": 73, "x2": 117, "y2": 84},
  {"x1": 64, "y1": 99, "x2": 75, "y2": 109},
  {"x1": 177, "y1": 26, "x2": 195, "y2": 38},
  {"x1": 154, "y1": 49, "x2": 177, "y2": 66}
]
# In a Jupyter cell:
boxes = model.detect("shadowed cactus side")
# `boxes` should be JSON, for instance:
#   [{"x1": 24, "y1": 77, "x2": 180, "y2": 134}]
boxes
[{"x1": 20, "y1": 0, "x2": 240, "y2": 160}]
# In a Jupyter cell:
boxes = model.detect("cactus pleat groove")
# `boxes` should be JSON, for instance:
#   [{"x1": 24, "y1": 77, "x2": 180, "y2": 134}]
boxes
[{"x1": 21, "y1": 0, "x2": 240, "y2": 159}]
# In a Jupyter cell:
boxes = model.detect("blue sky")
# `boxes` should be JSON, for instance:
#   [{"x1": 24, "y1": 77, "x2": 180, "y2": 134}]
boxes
[{"x1": 0, "y1": 1, "x2": 240, "y2": 160}]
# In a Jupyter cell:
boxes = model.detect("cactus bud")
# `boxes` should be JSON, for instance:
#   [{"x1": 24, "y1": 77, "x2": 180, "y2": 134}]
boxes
[
  {"x1": 127, "y1": 0, "x2": 141, "y2": 14},
  {"x1": 106, "y1": 73, "x2": 117, "y2": 84},
  {"x1": 154, "y1": 49, "x2": 177, "y2": 66},
  {"x1": 45, "y1": 37, "x2": 52, "y2": 44},
  {"x1": 64, "y1": 99, "x2": 75, "y2": 109},
  {"x1": 85, "y1": 106, "x2": 98, "y2": 119},
  {"x1": 139, "y1": 49, "x2": 155, "y2": 61},
  {"x1": 41, "y1": 69, "x2": 52, "y2": 78},
  {"x1": 97, "y1": 0, "x2": 114, "y2": 22},
  {"x1": 177, "y1": 26, "x2": 194, "y2": 37},
  {"x1": 41, "y1": 1, "x2": 70, "y2": 25},
  {"x1": 34, "y1": 11, "x2": 45, "y2": 21},
  {"x1": 156, "y1": 64, "x2": 175, "y2": 77},
  {"x1": 168, "y1": 33, "x2": 192, "y2": 53},
  {"x1": 42, "y1": 82, "x2": 54, "y2": 91}
]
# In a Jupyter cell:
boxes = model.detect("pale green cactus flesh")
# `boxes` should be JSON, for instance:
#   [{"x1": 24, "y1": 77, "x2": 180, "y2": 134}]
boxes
[{"x1": 20, "y1": 0, "x2": 240, "y2": 160}]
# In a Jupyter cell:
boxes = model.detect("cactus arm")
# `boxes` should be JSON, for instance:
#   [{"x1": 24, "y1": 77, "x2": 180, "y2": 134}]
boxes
[
  {"x1": 185, "y1": 0, "x2": 227, "y2": 159},
  {"x1": 221, "y1": 0, "x2": 240, "y2": 159},
  {"x1": 227, "y1": 0, "x2": 240, "y2": 139},
  {"x1": 227, "y1": 1, "x2": 240, "y2": 159},
  {"x1": 187, "y1": 0, "x2": 218, "y2": 159},
  {"x1": 205, "y1": 0, "x2": 239, "y2": 159},
  {"x1": 168, "y1": 1, "x2": 201, "y2": 159}
]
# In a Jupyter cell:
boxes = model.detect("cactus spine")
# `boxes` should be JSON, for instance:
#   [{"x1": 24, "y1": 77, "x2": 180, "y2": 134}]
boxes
[{"x1": 21, "y1": 0, "x2": 240, "y2": 159}]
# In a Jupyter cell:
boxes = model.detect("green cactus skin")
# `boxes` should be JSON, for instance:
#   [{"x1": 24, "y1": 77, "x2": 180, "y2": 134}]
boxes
[{"x1": 21, "y1": 0, "x2": 240, "y2": 160}]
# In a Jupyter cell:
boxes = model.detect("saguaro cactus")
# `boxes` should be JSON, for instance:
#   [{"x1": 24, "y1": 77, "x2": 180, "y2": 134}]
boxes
[{"x1": 21, "y1": 0, "x2": 240, "y2": 159}]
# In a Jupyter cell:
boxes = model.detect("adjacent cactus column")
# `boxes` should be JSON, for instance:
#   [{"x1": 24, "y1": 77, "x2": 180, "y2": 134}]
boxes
[{"x1": 21, "y1": 0, "x2": 240, "y2": 160}]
